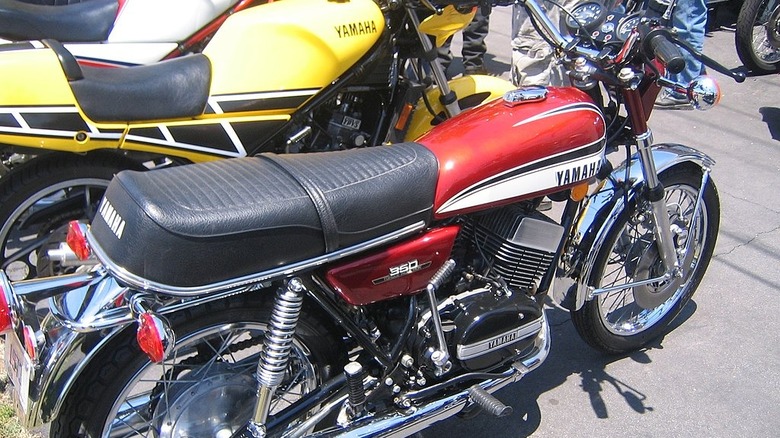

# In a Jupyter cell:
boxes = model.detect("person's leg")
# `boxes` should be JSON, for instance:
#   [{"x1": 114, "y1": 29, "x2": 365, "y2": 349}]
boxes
[
  {"x1": 656, "y1": 0, "x2": 707, "y2": 107},
  {"x1": 462, "y1": 9, "x2": 490, "y2": 74},
  {"x1": 511, "y1": 0, "x2": 583, "y2": 86},
  {"x1": 438, "y1": 35, "x2": 455, "y2": 77},
  {"x1": 670, "y1": 0, "x2": 707, "y2": 84},
  {"x1": 511, "y1": 2, "x2": 556, "y2": 85}
]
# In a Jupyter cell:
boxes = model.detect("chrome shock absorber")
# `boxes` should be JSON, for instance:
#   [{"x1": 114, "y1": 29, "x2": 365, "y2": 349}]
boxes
[{"x1": 249, "y1": 278, "x2": 305, "y2": 438}]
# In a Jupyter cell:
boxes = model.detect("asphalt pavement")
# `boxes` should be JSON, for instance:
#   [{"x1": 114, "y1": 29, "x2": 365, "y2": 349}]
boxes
[{"x1": 426, "y1": 5, "x2": 780, "y2": 437}]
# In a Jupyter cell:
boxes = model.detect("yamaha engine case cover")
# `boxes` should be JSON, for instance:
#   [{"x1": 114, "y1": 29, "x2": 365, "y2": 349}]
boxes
[{"x1": 444, "y1": 288, "x2": 543, "y2": 371}]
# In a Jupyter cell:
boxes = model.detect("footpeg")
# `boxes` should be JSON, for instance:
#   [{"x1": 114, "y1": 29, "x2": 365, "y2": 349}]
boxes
[
  {"x1": 468, "y1": 385, "x2": 513, "y2": 417},
  {"x1": 344, "y1": 362, "x2": 367, "y2": 417}
]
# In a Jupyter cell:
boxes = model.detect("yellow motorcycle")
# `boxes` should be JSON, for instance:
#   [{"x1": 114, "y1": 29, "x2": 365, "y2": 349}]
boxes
[{"x1": 0, "y1": 0, "x2": 513, "y2": 281}]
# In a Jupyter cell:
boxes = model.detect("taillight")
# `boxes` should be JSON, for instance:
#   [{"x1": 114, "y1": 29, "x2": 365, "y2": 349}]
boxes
[
  {"x1": 137, "y1": 312, "x2": 174, "y2": 363},
  {"x1": 66, "y1": 220, "x2": 91, "y2": 261},
  {"x1": 0, "y1": 282, "x2": 12, "y2": 334}
]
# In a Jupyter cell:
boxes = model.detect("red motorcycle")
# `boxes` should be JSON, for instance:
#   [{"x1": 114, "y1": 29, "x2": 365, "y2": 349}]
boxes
[{"x1": 0, "y1": 0, "x2": 742, "y2": 436}]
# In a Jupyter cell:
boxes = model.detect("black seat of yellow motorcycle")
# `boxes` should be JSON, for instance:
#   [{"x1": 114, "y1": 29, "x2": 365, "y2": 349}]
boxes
[
  {"x1": 89, "y1": 143, "x2": 438, "y2": 288},
  {"x1": 0, "y1": 0, "x2": 117, "y2": 42},
  {"x1": 69, "y1": 54, "x2": 212, "y2": 123}
]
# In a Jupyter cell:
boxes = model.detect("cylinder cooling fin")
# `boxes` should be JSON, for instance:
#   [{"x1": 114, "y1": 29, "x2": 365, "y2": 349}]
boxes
[{"x1": 466, "y1": 205, "x2": 564, "y2": 292}]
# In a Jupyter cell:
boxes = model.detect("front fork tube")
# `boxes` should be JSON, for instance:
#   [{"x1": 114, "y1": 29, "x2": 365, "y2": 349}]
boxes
[
  {"x1": 636, "y1": 131, "x2": 681, "y2": 275},
  {"x1": 249, "y1": 278, "x2": 306, "y2": 438},
  {"x1": 623, "y1": 84, "x2": 681, "y2": 276},
  {"x1": 406, "y1": 7, "x2": 461, "y2": 118}
]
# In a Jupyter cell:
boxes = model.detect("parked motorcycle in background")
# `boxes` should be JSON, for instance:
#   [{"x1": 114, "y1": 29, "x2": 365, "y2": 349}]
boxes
[
  {"x1": 0, "y1": 0, "x2": 264, "y2": 66},
  {"x1": 0, "y1": 0, "x2": 743, "y2": 436},
  {"x1": 0, "y1": 0, "x2": 514, "y2": 282},
  {"x1": 736, "y1": 0, "x2": 780, "y2": 73}
]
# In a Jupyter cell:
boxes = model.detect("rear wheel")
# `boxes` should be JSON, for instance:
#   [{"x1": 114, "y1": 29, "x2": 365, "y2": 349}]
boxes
[
  {"x1": 736, "y1": 0, "x2": 780, "y2": 74},
  {"x1": 572, "y1": 166, "x2": 720, "y2": 354},
  {"x1": 52, "y1": 294, "x2": 345, "y2": 437},
  {"x1": 0, "y1": 154, "x2": 141, "y2": 281}
]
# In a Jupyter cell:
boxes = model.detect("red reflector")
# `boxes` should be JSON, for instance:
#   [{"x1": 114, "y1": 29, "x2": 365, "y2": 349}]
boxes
[
  {"x1": 137, "y1": 313, "x2": 166, "y2": 363},
  {"x1": 22, "y1": 325, "x2": 37, "y2": 361},
  {"x1": 0, "y1": 284, "x2": 12, "y2": 334},
  {"x1": 66, "y1": 221, "x2": 91, "y2": 261}
]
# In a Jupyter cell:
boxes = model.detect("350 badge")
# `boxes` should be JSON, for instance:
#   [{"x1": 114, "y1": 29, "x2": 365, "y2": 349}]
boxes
[{"x1": 372, "y1": 259, "x2": 432, "y2": 285}]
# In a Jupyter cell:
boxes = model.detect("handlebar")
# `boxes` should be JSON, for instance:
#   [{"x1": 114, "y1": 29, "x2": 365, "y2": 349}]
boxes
[
  {"x1": 638, "y1": 24, "x2": 685, "y2": 74},
  {"x1": 517, "y1": 0, "x2": 745, "y2": 84}
]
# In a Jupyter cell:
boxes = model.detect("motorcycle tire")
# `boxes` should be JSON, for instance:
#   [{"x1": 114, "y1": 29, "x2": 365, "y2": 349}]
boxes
[
  {"x1": 736, "y1": 0, "x2": 780, "y2": 74},
  {"x1": 572, "y1": 165, "x2": 720, "y2": 354},
  {"x1": 52, "y1": 292, "x2": 346, "y2": 437},
  {"x1": 0, "y1": 153, "x2": 141, "y2": 281}
]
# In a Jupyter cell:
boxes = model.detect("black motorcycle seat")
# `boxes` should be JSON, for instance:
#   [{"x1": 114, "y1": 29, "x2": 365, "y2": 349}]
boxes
[
  {"x1": 0, "y1": 0, "x2": 117, "y2": 42},
  {"x1": 69, "y1": 54, "x2": 212, "y2": 123},
  {"x1": 90, "y1": 143, "x2": 439, "y2": 288}
]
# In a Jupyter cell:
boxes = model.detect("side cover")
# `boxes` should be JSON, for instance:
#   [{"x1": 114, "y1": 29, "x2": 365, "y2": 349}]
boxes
[
  {"x1": 108, "y1": 0, "x2": 240, "y2": 42},
  {"x1": 0, "y1": 43, "x2": 125, "y2": 153}
]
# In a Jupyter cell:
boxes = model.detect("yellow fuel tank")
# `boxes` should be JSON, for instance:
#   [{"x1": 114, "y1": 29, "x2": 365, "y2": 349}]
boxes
[{"x1": 204, "y1": 0, "x2": 385, "y2": 95}]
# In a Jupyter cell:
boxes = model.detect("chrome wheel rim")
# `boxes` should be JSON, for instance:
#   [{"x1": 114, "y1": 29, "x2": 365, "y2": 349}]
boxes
[
  {"x1": 100, "y1": 322, "x2": 318, "y2": 438},
  {"x1": 752, "y1": 0, "x2": 780, "y2": 64},
  {"x1": 596, "y1": 183, "x2": 708, "y2": 336},
  {"x1": 0, "y1": 178, "x2": 109, "y2": 281}
]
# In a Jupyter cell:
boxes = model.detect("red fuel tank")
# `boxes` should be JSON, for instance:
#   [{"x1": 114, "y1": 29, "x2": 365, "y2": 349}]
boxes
[{"x1": 416, "y1": 86, "x2": 606, "y2": 218}]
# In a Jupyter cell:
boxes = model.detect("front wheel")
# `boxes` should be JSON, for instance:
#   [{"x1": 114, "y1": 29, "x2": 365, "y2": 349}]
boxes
[
  {"x1": 52, "y1": 294, "x2": 345, "y2": 437},
  {"x1": 736, "y1": 0, "x2": 780, "y2": 74},
  {"x1": 572, "y1": 166, "x2": 720, "y2": 354}
]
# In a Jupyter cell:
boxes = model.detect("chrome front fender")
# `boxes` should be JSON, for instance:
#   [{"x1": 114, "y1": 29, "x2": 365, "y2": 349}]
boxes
[{"x1": 563, "y1": 143, "x2": 715, "y2": 311}]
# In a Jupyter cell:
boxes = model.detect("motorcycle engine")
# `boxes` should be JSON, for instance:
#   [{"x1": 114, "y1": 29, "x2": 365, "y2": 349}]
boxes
[
  {"x1": 325, "y1": 94, "x2": 371, "y2": 149},
  {"x1": 286, "y1": 92, "x2": 380, "y2": 153},
  {"x1": 418, "y1": 203, "x2": 564, "y2": 374}
]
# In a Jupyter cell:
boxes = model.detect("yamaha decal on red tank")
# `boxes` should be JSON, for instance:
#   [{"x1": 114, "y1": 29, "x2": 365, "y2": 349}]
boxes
[{"x1": 417, "y1": 86, "x2": 606, "y2": 217}]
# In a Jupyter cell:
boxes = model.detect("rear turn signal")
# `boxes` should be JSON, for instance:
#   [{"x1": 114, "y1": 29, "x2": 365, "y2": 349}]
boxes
[
  {"x1": 137, "y1": 312, "x2": 174, "y2": 363},
  {"x1": 66, "y1": 221, "x2": 91, "y2": 261}
]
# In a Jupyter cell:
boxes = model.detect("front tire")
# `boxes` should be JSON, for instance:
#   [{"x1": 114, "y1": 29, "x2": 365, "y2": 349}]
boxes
[
  {"x1": 736, "y1": 0, "x2": 780, "y2": 74},
  {"x1": 52, "y1": 294, "x2": 345, "y2": 437},
  {"x1": 572, "y1": 166, "x2": 720, "y2": 354}
]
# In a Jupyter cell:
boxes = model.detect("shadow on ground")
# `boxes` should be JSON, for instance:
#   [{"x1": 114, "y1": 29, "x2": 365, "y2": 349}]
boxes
[{"x1": 422, "y1": 300, "x2": 697, "y2": 437}]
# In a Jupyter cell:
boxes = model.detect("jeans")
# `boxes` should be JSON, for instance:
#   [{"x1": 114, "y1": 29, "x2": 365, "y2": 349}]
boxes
[{"x1": 669, "y1": 0, "x2": 707, "y2": 85}]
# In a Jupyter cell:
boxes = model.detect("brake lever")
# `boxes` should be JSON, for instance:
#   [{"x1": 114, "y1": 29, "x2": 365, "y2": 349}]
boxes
[{"x1": 672, "y1": 36, "x2": 746, "y2": 83}]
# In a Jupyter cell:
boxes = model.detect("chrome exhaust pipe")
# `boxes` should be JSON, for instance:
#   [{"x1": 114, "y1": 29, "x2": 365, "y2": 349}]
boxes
[{"x1": 299, "y1": 313, "x2": 551, "y2": 438}]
